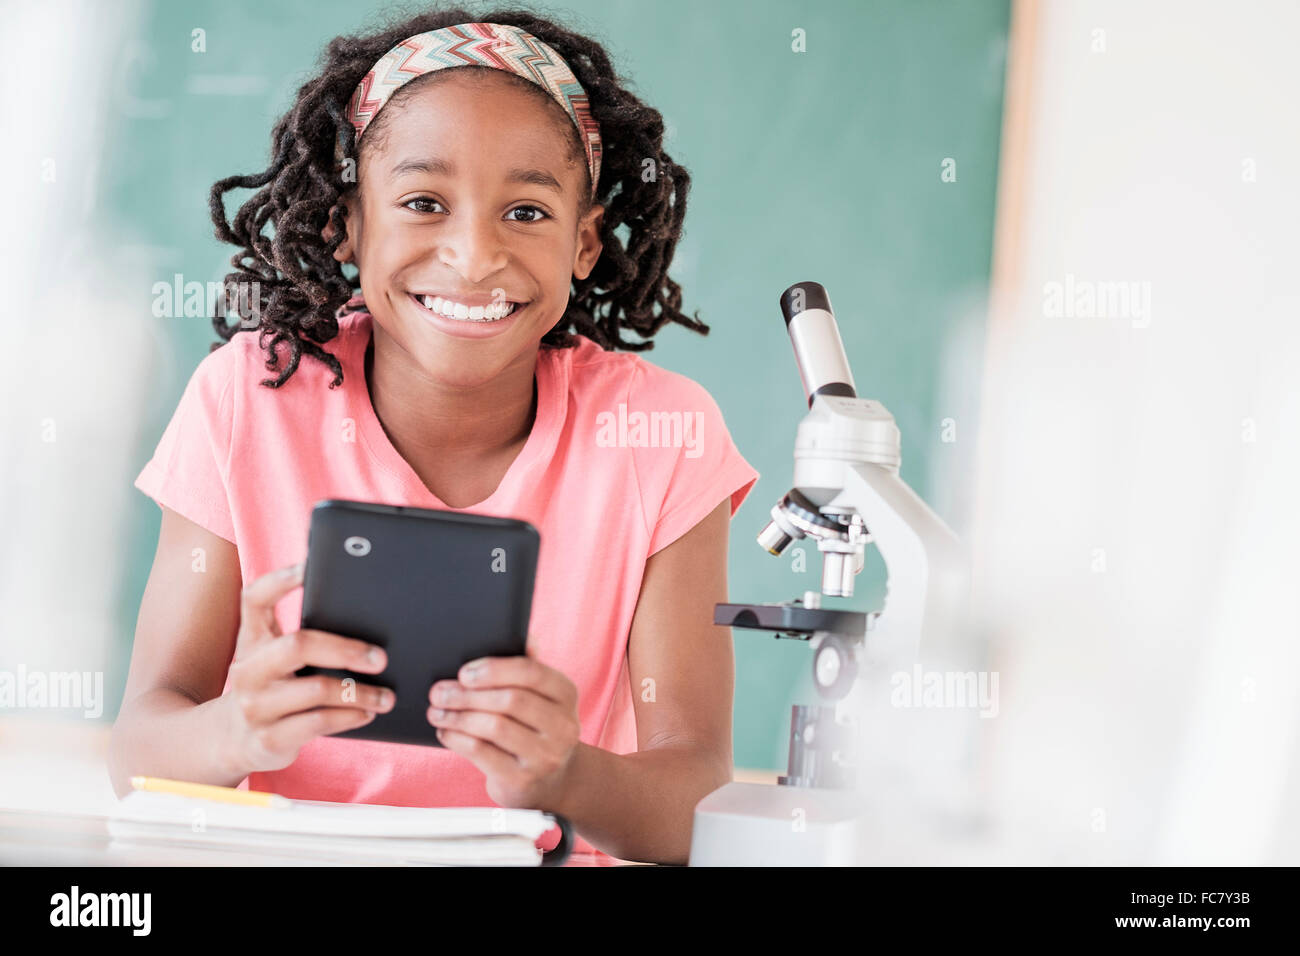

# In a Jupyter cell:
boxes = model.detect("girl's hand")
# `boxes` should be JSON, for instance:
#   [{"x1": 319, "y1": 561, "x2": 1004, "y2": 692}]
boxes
[
  {"x1": 427, "y1": 654, "x2": 581, "y2": 810},
  {"x1": 218, "y1": 561, "x2": 395, "y2": 775}
]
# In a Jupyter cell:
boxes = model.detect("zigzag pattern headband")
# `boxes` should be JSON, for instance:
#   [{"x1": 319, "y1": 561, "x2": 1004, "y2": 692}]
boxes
[{"x1": 338, "y1": 22, "x2": 602, "y2": 197}]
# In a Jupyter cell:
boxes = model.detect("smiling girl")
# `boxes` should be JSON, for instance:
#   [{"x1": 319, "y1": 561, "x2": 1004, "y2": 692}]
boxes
[{"x1": 109, "y1": 9, "x2": 758, "y2": 865}]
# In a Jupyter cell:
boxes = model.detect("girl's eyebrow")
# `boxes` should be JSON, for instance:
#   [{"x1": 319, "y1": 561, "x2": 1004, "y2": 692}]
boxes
[{"x1": 390, "y1": 156, "x2": 563, "y2": 193}]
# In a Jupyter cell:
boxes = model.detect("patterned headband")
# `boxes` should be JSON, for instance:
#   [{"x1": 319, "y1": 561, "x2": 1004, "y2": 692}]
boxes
[{"x1": 338, "y1": 22, "x2": 602, "y2": 197}]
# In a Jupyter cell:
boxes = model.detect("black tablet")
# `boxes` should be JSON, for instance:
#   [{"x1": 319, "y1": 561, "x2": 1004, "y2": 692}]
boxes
[{"x1": 296, "y1": 499, "x2": 540, "y2": 747}]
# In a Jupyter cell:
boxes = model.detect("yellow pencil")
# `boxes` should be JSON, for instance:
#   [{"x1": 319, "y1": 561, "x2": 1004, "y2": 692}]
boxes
[{"x1": 130, "y1": 776, "x2": 291, "y2": 809}]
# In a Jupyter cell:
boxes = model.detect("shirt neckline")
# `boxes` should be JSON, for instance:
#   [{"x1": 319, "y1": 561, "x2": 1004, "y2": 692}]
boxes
[{"x1": 342, "y1": 310, "x2": 566, "y2": 512}]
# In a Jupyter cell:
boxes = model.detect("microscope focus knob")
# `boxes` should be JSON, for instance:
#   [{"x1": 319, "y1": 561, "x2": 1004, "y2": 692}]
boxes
[{"x1": 813, "y1": 634, "x2": 859, "y2": 700}]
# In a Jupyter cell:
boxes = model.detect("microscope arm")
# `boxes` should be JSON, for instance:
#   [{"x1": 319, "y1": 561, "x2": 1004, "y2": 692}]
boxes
[{"x1": 829, "y1": 462, "x2": 966, "y2": 662}]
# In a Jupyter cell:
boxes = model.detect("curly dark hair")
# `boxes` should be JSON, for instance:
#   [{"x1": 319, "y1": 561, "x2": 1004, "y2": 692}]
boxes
[{"x1": 208, "y1": 4, "x2": 707, "y2": 389}]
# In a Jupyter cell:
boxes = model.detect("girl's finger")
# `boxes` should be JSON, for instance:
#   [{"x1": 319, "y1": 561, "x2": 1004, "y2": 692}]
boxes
[
  {"x1": 435, "y1": 726, "x2": 518, "y2": 778},
  {"x1": 239, "y1": 628, "x2": 385, "y2": 686},
  {"x1": 428, "y1": 705, "x2": 538, "y2": 759},
  {"x1": 428, "y1": 683, "x2": 570, "y2": 738},
  {"x1": 245, "y1": 675, "x2": 394, "y2": 724},
  {"x1": 236, "y1": 562, "x2": 304, "y2": 652},
  {"x1": 457, "y1": 654, "x2": 576, "y2": 708},
  {"x1": 254, "y1": 706, "x2": 378, "y2": 758}
]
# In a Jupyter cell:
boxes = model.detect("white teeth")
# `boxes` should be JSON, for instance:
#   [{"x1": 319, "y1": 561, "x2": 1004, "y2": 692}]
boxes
[{"x1": 417, "y1": 295, "x2": 518, "y2": 322}]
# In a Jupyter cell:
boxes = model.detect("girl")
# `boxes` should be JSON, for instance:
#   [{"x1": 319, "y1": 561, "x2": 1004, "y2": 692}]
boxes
[{"x1": 110, "y1": 8, "x2": 758, "y2": 866}]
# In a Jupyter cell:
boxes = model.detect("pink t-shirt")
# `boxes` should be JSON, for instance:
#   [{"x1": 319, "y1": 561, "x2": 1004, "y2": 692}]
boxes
[{"x1": 133, "y1": 308, "x2": 759, "y2": 861}]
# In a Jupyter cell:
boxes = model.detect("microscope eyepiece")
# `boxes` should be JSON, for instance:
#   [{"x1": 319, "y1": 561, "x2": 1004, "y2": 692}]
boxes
[
  {"x1": 780, "y1": 281, "x2": 857, "y2": 407},
  {"x1": 779, "y1": 281, "x2": 834, "y2": 325}
]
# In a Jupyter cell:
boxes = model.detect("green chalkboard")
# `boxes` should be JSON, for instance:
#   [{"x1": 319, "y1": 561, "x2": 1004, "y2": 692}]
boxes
[{"x1": 112, "y1": 0, "x2": 1010, "y2": 772}]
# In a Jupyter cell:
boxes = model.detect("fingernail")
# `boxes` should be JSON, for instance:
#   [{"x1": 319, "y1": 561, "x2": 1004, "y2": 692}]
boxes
[
  {"x1": 461, "y1": 659, "x2": 485, "y2": 682},
  {"x1": 284, "y1": 562, "x2": 305, "y2": 578},
  {"x1": 368, "y1": 646, "x2": 385, "y2": 667}
]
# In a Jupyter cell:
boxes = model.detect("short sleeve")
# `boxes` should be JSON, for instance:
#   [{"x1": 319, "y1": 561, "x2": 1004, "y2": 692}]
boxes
[
  {"x1": 629, "y1": 362, "x2": 760, "y2": 557},
  {"x1": 133, "y1": 345, "x2": 238, "y2": 544}
]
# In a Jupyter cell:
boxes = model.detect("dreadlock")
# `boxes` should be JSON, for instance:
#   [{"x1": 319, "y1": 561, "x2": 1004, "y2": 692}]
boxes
[{"x1": 208, "y1": 5, "x2": 706, "y2": 389}]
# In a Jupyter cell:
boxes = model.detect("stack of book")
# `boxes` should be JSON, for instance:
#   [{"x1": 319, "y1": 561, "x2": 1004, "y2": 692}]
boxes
[{"x1": 109, "y1": 778, "x2": 568, "y2": 866}]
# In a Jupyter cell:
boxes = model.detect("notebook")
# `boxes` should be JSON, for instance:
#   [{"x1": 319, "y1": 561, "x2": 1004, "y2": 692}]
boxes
[{"x1": 108, "y1": 790, "x2": 570, "y2": 866}]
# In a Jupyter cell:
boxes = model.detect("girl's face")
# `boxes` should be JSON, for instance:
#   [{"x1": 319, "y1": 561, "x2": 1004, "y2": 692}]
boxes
[{"x1": 333, "y1": 70, "x2": 604, "y2": 385}]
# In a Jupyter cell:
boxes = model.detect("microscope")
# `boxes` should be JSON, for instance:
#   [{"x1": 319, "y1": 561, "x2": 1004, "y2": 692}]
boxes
[{"x1": 689, "y1": 281, "x2": 968, "y2": 866}]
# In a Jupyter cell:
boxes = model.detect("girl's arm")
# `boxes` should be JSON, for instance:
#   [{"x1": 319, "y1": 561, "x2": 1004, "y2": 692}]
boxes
[
  {"x1": 108, "y1": 507, "x2": 247, "y2": 793},
  {"x1": 109, "y1": 508, "x2": 391, "y2": 795},
  {"x1": 548, "y1": 497, "x2": 735, "y2": 864}
]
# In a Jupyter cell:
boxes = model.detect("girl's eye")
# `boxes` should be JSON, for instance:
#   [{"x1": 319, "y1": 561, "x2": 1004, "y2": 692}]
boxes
[
  {"x1": 507, "y1": 205, "x2": 549, "y2": 223},
  {"x1": 401, "y1": 199, "x2": 549, "y2": 222},
  {"x1": 404, "y1": 197, "x2": 444, "y2": 214}
]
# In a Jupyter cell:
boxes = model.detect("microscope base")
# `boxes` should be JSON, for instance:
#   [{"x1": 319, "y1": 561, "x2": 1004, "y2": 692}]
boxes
[{"x1": 689, "y1": 781, "x2": 864, "y2": 866}]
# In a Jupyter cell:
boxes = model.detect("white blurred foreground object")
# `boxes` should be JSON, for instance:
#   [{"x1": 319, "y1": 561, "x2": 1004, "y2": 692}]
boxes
[
  {"x1": 690, "y1": 282, "x2": 972, "y2": 866},
  {"x1": 965, "y1": 0, "x2": 1300, "y2": 866}
]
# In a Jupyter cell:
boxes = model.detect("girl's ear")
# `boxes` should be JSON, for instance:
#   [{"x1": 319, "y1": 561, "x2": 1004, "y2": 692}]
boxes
[
  {"x1": 572, "y1": 203, "x2": 605, "y2": 281},
  {"x1": 324, "y1": 196, "x2": 357, "y2": 264}
]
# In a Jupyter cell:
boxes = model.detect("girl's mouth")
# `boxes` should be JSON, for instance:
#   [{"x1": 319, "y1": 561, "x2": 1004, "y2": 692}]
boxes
[{"x1": 410, "y1": 293, "x2": 523, "y2": 323}]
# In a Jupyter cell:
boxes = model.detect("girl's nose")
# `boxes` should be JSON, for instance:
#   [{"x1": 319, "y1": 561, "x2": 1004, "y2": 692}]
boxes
[{"x1": 435, "y1": 215, "x2": 509, "y2": 285}]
